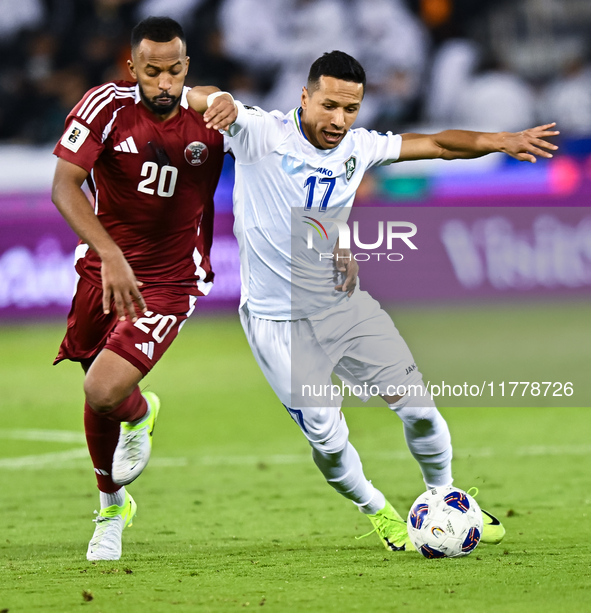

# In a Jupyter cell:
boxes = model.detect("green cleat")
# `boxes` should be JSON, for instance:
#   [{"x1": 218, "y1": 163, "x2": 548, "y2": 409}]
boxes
[
  {"x1": 465, "y1": 487, "x2": 506, "y2": 545},
  {"x1": 480, "y1": 509, "x2": 506, "y2": 544},
  {"x1": 87, "y1": 490, "x2": 137, "y2": 561},
  {"x1": 357, "y1": 501, "x2": 416, "y2": 552},
  {"x1": 112, "y1": 392, "x2": 160, "y2": 486}
]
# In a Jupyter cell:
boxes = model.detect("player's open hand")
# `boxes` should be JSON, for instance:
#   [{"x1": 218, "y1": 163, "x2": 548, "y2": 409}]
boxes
[
  {"x1": 501, "y1": 123, "x2": 559, "y2": 163},
  {"x1": 101, "y1": 251, "x2": 147, "y2": 322},
  {"x1": 204, "y1": 94, "x2": 238, "y2": 131},
  {"x1": 334, "y1": 245, "x2": 358, "y2": 297}
]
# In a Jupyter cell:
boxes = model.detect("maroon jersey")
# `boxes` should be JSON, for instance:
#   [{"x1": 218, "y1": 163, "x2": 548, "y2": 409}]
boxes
[{"x1": 53, "y1": 80, "x2": 224, "y2": 295}]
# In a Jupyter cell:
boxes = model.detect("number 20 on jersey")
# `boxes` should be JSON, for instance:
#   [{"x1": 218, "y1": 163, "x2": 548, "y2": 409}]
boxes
[{"x1": 137, "y1": 161, "x2": 178, "y2": 198}]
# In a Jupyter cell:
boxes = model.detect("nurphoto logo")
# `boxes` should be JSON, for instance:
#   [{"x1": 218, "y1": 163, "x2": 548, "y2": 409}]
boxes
[{"x1": 304, "y1": 217, "x2": 418, "y2": 262}]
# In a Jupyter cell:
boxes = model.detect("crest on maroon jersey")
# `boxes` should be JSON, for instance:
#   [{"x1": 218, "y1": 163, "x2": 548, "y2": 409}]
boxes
[{"x1": 184, "y1": 141, "x2": 209, "y2": 166}]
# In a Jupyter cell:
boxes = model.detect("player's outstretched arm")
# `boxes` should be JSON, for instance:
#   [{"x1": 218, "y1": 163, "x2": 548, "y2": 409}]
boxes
[
  {"x1": 398, "y1": 123, "x2": 559, "y2": 164},
  {"x1": 52, "y1": 158, "x2": 147, "y2": 322},
  {"x1": 187, "y1": 87, "x2": 238, "y2": 131}
]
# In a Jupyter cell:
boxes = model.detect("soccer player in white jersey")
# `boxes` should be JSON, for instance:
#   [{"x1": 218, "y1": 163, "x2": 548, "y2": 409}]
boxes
[{"x1": 187, "y1": 51, "x2": 558, "y2": 552}]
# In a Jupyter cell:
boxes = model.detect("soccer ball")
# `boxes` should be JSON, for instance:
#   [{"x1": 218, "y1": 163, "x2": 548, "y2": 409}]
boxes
[{"x1": 407, "y1": 486, "x2": 483, "y2": 559}]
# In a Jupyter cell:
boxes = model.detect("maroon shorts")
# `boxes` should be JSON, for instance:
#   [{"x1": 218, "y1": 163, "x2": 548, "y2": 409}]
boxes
[{"x1": 54, "y1": 277, "x2": 197, "y2": 376}]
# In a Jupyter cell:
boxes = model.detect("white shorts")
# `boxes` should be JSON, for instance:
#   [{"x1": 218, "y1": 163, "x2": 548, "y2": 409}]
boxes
[{"x1": 239, "y1": 290, "x2": 423, "y2": 409}]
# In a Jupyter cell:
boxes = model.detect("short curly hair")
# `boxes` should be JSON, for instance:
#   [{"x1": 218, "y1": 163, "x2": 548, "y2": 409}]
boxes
[{"x1": 131, "y1": 16, "x2": 186, "y2": 50}]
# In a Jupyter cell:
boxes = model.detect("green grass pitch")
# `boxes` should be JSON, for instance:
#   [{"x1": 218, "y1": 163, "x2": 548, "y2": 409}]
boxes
[{"x1": 1, "y1": 300, "x2": 590, "y2": 612}]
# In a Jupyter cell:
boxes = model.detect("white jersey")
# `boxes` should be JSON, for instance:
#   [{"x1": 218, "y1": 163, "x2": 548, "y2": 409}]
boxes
[{"x1": 226, "y1": 101, "x2": 402, "y2": 320}]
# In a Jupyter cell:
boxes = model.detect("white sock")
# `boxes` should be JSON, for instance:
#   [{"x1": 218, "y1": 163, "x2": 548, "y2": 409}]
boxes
[
  {"x1": 312, "y1": 442, "x2": 379, "y2": 509},
  {"x1": 413, "y1": 447, "x2": 454, "y2": 489},
  {"x1": 389, "y1": 396, "x2": 453, "y2": 490},
  {"x1": 357, "y1": 486, "x2": 387, "y2": 515},
  {"x1": 100, "y1": 487, "x2": 125, "y2": 509}
]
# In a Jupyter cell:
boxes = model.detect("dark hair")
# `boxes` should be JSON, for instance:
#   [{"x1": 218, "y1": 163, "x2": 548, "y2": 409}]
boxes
[
  {"x1": 131, "y1": 16, "x2": 186, "y2": 50},
  {"x1": 307, "y1": 50, "x2": 366, "y2": 93}
]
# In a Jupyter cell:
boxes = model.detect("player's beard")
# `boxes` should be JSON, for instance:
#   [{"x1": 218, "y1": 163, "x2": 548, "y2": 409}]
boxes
[{"x1": 138, "y1": 85, "x2": 180, "y2": 116}]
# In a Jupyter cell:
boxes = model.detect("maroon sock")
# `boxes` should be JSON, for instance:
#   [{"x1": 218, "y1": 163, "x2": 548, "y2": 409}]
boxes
[
  {"x1": 84, "y1": 387, "x2": 147, "y2": 492},
  {"x1": 103, "y1": 386, "x2": 147, "y2": 423},
  {"x1": 84, "y1": 402, "x2": 121, "y2": 493}
]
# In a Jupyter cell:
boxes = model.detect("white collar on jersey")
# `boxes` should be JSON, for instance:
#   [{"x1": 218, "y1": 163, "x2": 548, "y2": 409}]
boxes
[
  {"x1": 180, "y1": 86, "x2": 189, "y2": 109},
  {"x1": 133, "y1": 84, "x2": 189, "y2": 109},
  {"x1": 293, "y1": 107, "x2": 308, "y2": 141},
  {"x1": 292, "y1": 107, "x2": 340, "y2": 155}
]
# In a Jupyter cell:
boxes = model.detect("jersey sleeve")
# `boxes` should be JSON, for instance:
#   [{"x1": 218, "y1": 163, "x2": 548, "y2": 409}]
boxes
[
  {"x1": 358, "y1": 129, "x2": 403, "y2": 168},
  {"x1": 53, "y1": 85, "x2": 115, "y2": 173},
  {"x1": 223, "y1": 101, "x2": 288, "y2": 164}
]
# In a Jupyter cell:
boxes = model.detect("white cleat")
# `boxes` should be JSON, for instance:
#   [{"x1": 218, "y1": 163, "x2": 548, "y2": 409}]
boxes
[
  {"x1": 112, "y1": 392, "x2": 160, "y2": 486},
  {"x1": 86, "y1": 490, "x2": 137, "y2": 561}
]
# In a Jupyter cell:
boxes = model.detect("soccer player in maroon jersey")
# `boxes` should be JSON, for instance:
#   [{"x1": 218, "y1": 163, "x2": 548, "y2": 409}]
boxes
[{"x1": 51, "y1": 17, "x2": 224, "y2": 561}]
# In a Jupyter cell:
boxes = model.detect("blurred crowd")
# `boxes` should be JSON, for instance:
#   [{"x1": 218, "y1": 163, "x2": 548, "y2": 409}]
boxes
[{"x1": 1, "y1": 0, "x2": 591, "y2": 145}]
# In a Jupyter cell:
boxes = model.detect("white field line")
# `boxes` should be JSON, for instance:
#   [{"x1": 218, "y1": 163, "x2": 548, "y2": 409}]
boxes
[
  {"x1": 515, "y1": 444, "x2": 591, "y2": 457},
  {"x1": 0, "y1": 452, "x2": 188, "y2": 471},
  {"x1": 0, "y1": 448, "x2": 89, "y2": 468},
  {"x1": 198, "y1": 453, "x2": 313, "y2": 466},
  {"x1": 150, "y1": 457, "x2": 188, "y2": 467},
  {"x1": 0, "y1": 429, "x2": 187, "y2": 470},
  {"x1": 0, "y1": 429, "x2": 85, "y2": 443},
  {"x1": 1, "y1": 429, "x2": 591, "y2": 471}
]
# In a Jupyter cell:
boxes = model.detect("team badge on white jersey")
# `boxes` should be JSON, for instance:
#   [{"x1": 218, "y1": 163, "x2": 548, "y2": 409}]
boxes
[
  {"x1": 344, "y1": 155, "x2": 357, "y2": 181},
  {"x1": 184, "y1": 141, "x2": 209, "y2": 166}
]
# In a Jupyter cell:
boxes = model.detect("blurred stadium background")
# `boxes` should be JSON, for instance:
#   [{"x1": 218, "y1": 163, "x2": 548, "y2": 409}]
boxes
[
  {"x1": 1, "y1": 0, "x2": 591, "y2": 321},
  {"x1": 2, "y1": 4, "x2": 591, "y2": 610}
]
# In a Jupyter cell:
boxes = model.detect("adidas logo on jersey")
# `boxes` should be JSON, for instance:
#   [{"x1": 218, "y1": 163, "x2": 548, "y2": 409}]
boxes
[
  {"x1": 114, "y1": 136, "x2": 138, "y2": 153},
  {"x1": 135, "y1": 341, "x2": 154, "y2": 360}
]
